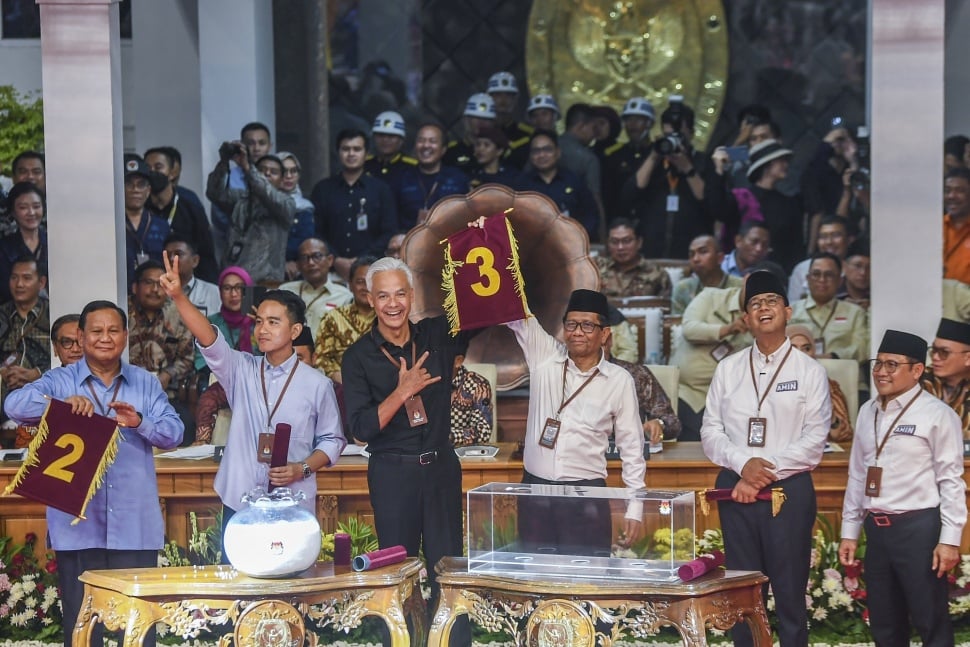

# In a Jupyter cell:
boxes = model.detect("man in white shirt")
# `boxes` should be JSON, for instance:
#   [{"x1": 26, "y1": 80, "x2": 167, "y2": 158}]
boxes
[
  {"x1": 700, "y1": 271, "x2": 831, "y2": 647},
  {"x1": 164, "y1": 235, "x2": 221, "y2": 317},
  {"x1": 279, "y1": 238, "x2": 352, "y2": 335},
  {"x1": 506, "y1": 289, "x2": 645, "y2": 555},
  {"x1": 839, "y1": 330, "x2": 966, "y2": 647}
]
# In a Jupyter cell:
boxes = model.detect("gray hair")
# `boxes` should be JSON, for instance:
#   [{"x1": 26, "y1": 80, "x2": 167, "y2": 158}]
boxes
[{"x1": 365, "y1": 257, "x2": 414, "y2": 292}]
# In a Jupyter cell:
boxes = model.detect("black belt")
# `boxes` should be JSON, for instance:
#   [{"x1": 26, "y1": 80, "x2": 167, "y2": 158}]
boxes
[
  {"x1": 372, "y1": 449, "x2": 442, "y2": 465},
  {"x1": 866, "y1": 507, "x2": 936, "y2": 528}
]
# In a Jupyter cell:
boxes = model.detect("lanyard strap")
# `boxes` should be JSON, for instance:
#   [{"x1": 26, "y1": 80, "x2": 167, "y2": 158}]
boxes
[
  {"x1": 806, "y1": 300, "x2": 838, "y2": 336},
  {"x1": 556, "y1": 360, "x2": 600, "y2": 419},
  {"x1": 872, "y1": 390, "x2": 922, "y2": 462},
  {"x1": 300, "y1": 283, "x2": 330, "y2": 312},
  {"x1": 747, "y1": 344, "x2": 795, "y2": 415},
  {"x1": 380, "y1": 341, "x2": 417, "y2": 371},
  {"x1": 126, "y1": 213, "x2": 152, "y2": 252},
  {"x1": 419, "y1": 175, "x2": 440, "y2": 209},
  {"x1": 85, "y1": 379, "x2": 124, "y2": 417},
  {"x1": 260, "y1": 358, "x2": 300, "y2": 428}
]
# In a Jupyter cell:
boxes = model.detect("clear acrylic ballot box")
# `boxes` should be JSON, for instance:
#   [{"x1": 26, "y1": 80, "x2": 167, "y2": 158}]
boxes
[{"x1": 467, "y1": 483, "x2": 695, "y2": 581}]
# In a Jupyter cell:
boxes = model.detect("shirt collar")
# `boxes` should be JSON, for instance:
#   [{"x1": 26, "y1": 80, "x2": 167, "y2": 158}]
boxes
[
  {"x1": 77, "y1": 357, "x2": 132, "y2": 387},
  {"x1": 564, "y1": 349, "x2": 615, "y2": 377},
  {"x1": 753, "y1": 337, "x2": 792, "y2": 365},
  {"x1": 881, "y1": 382, "x2": 923, "y2": 412},
  {"x1": 264, "y1": 349, "x2": 299, "y2": 376}
]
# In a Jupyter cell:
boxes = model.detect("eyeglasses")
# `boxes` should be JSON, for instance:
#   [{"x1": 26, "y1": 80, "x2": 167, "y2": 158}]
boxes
[
  {"x1": 870, "y1": 359, "x2": 917, "y2": 374},
  {"x1": 125, "y1": 178, "x2": 150, "y2": 190},
  {"x1": 139, "y1": 278, "x2": 162, "y2": 289},
  {"x1": 298, "y1": 252, "x2": 330, "y2": 264},
  {"x1": 57, "y1": 337, "x2": 79, "y2": 349},
  {"x1": 808, "y1": 270, "x2": 839, "y2": 281},
  {"x1": 220, "y1": 284, "x2": 246, "y2": 294},
  {"x1": 282, "y1": 167, "x2": 300, "y2": 177},
  {"x1": 930, "y1": 346, "x2": 970, "y2": 360},
  {"x1": 563, "y1": 320, "x2": 604, "y2": 334},
  {"x1": 746, "y1": 295, "x2": 783, "y2": 311}
]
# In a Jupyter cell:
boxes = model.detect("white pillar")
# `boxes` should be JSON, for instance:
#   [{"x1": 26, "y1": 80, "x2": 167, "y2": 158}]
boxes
[
  {"x1": 130, "y1": 0, "x2": 204, "y2": 197},
  {"x1": 38, "y1": 0, "x2": 127, "y2": 319},
  {"x1": 197, "y1": 0, "x2": 275, "y2": 190},
  {"x1": 869, "y1": 0, "x2": 945, "y2": 348}
]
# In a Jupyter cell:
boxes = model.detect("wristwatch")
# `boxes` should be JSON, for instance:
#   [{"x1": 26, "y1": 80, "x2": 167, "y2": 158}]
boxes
[{"x1": 301, "y1": 462, "x2": 312, "y2": 479}]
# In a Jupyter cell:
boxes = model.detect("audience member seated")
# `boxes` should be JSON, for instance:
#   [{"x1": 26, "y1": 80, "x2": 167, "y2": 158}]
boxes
[
  {"x1": 944, "y1": 278, "x2": 970, "y2": 323},
  {"x1": 145, "y1": 146, "x2": 218, "y2": 282},
  {"x1": 206, "y1": 142, "x2": 294, "y2": 284},
  {"x1": 606, "y1": 306, "x2": 639, "y2": 363},
  {"x1": 449, "y1": 340, "x2": 494, "y2": 447},
  {"x1": 164, "y1": 234, "x2": 221, "y2": 317},
  {"x1": 0, "y1": 256, "x2": 49, "y2": 444},
  {"x1": 788, "y1": 215, "x2": 855, "y2": 301},
  {"x1": 920, "y1": 318, "x2": 970, "y2": 438},
  {"x1": 1, "y1": 151, "x2": 46, "y2": 237},
  {"x1": 789, "y1": 252, "x2": 869, "y2": 364},
  {"x1": 314, "y1": 256, "x2": 377, "y2": 383},
  {"x1": 603, "y1": 97, "x2": 655, "y2": 219},
  {"x1": 0, "y1": 182, "x2": 47, "y2": 304},
  {"x1": 469, "y1": 125, "x2": 518, "y2": 189},
  {"x1": 277, "y1": 151, "x2": 317, "y2": 280},
  {"x1": 128, "y1": 260, "x2": 195, "y2": 442},
  {"x1": 787, "y1": 324, "x2": 853, "y2": 442},
  {"x1": 518, "y1": 129, "x2": 598, "y2": 238},
  {"x1": 394, "y1": 123, "x2": 469, "y2": 230},
  {"x1": 279, "y1": 238, "x2": 352, "y2": 335},
  {"x1": 194, "y1": 266, "x2": 254, "y2": 385},
  {"x1": 944, "y1": 167, "x2": 970, "y2": 285},
  {"x1": 194, "y1": 325, "x2": 317, "y2": 446},
  {"x1": 124, "y1": 157, "x2": 171, "y2": 286},
  {"x1": 671, "y1": 234, "x2": 742, "y2": 315},
  {"x1": 604, "y1": 329, "x2": 681, "y2": 442},
  {"x1": 720, "y1": 220, "x2": 771, "y2": 277},
  {"x1": 487, "y1": 71, "x2": 533, "y2": 169},
  {"x1": 725, "y1": 139, "x2": 805, "y2": 273},
  {"x1": 311, "y1": 129, "x2": 399, "y2": 280},
  {"x1": 444, "y1": 92, "x2": 496, "y2": 174},
  {"x1": 364, "y1": 111, "x2": 416, "y2": 186},
  {"x1": 596, "y1": 218, "x2": 671, "y2": 298},
  {"x1": 619, "y1": 97, "x2": 713, "y2": 259},
  {"x1": 841, "y1": 239, "x2": 870, "y2": 310},
  {"x1": 50, "y1": 313, "x2": 82, "y2": 367}
]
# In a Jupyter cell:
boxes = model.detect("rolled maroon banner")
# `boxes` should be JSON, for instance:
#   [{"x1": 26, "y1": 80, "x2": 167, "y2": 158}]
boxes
[
  {"x1": 352, "y1": 545, "x2": 408, "y2": 571},
  {"x1": 334, "y1": 533, "x2": 351, "y2": 566},
  {"x1": 677, "y1": 550, "x2": 725, "y2": 582}
]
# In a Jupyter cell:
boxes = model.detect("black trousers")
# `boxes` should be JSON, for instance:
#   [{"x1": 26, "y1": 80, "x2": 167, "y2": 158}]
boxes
[
  {"x1": 518, "y1": 471, "x2": 611, "y2": 557},
  {"x1": 677, "y1": 399, "x2": 704, "y2": 442},
  {"x1": 57, "y1": 548, "x2": 158, "y2": 647},
  {"x1": 368, "y1": 450, "x2": 469, "y2": 646},
  {"x1": 864, "y1": 508, "x2": 953, "y2": 647},
  {"x1": 716, "y1": 469, "x2": 815, "y2": 647}
]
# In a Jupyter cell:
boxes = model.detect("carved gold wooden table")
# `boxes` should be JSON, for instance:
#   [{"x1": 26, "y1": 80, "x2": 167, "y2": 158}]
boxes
[
  {"x1": 429, "y1": 557, "x2": 770, "y2": 647},
  {"x1": 73, "y1": 558, "x2": 426, "y2": 647}
]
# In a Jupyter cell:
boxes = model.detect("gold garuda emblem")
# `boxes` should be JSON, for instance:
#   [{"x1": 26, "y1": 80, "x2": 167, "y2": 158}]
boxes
[{"x1": 526, "y1": 0, "x2": 728, "y2": 150}]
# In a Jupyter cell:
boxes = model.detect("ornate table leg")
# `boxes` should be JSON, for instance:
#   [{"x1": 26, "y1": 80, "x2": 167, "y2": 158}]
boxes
[
  {"x1": 427, "y1": 586, "x2": 460, "y2": 647},
  {"x1": 71, "y1": 588, "x2": 98, "y2": 647}
]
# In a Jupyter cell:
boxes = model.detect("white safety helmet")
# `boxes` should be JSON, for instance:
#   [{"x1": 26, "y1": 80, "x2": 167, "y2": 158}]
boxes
[
  {"x1": 372, "y1": 111, "x2": 406, "y2": 138},
  {"x1": 464, "y1": 93, "x2": 497, "y2": 120},
  {"x1": 487, "y1": 71, "x2": 519, "y2": 95},
  {"x1": 527, "y1": 94, "x2": 560, "y2": 118},
  {"x1": 622, "y1": 97, "x2": 656, "y2": 121}
]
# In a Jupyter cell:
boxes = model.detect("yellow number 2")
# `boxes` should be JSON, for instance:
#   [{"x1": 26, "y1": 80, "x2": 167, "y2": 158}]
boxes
[
  {"x1": 42, "y1": 433, "x2": 85, "y2": 484},
  {"x1": 465, "y1": 246, "x2": 501, "y2": 297}
]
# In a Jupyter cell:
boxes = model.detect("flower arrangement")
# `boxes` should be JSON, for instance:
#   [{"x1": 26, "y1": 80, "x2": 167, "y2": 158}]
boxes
[
  {"x1": 802, "y1": 516, "x2": 869, "y2": 639},
  {"x1": 0, "y1": 533, "x2": 61, "y2": 642}
]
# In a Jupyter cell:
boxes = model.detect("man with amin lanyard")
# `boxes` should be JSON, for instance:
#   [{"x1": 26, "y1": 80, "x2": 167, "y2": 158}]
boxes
[
  {"x1": 700, "y1": 270, "x2": 831, "y2": 647},
  {"x1": 159, "y1": 254, "x2": 346, "y2": 551},
  {"x1": 839, "y1": 330, "x2": 966, "y2": 647},
  {"x1": 5, "y1": 300, "x2": 183, "y2": 647}
]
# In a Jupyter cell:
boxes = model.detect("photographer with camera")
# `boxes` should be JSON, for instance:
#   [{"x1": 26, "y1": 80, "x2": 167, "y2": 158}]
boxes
[
  {"x1": 619, "y1": 96, "x2": 713, "y2": 259},
  {"x1": 206, "y1": 139, "x2": 296, "y2": 285},
  {"x1": 801, "y1": 120, "x2": 860, "y2": 253}
]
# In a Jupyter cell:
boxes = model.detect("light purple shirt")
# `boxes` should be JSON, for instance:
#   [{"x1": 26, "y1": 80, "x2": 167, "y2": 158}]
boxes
[
  {"x1": 5, "y1": 358, "x2": 184, "y2": 550},
  {"x1": 198, "y1": 328, "x2": 346, "y2": 512}
]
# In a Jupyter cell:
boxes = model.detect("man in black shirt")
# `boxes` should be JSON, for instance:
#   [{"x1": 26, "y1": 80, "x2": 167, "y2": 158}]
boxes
[
  {"x1": 310, "y1": 129, "x2": 399, "y2": 280},
  {"x1": 342, "y1": 257, "x2": 471, "y2": 644}
]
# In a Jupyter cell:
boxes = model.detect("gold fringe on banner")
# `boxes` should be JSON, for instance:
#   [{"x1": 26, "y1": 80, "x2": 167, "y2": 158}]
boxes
[
  {"x1": 503, "y1": 215, "x2": 530, "y2": 318},
  {"x1": 2, "y1": 408, "x2": 50, "y2": 494},
  {"x1": 697, "y1": 490, "x2": 710, "y2": 516},
  {"x1": 441, "y1": 241, "x2": 464, "y2": 335},
  {"x1": 771, "y1": 487, "x2": 787, "y2": 517}
]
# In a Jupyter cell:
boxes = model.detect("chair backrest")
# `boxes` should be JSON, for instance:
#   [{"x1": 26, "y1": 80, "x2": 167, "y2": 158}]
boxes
[
  {"x1": 645, "y1": 364, "x2": 680, "y2": 405},
  {"x1": 817, "y1": 358, "x2": 860, "y2": 425},
  {"x1": 463, "y1": 362, "x2": 499, "y2": 443}
]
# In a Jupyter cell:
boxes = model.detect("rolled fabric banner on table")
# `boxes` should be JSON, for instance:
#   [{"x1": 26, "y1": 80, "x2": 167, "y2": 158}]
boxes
[
  {"x1": 334, "y1": 533, "x2": 351, "y2": 566},
  {"x1": 677, "y1": 550, "x2": 725, "y2": 581},
  {"x1": 352, "y1": 545, "x2": 408, "y2": 572}
]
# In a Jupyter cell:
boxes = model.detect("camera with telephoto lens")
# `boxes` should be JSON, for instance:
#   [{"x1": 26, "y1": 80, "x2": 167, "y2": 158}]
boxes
[
  {"x1": 219, "y1": 141, "x2": 245, "y2": 162},
  {"x1": 655, "y1": 132, "x2": 685, "y2": 156}
]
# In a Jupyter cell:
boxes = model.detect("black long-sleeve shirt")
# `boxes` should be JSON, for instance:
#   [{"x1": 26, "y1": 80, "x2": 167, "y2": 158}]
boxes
[{"x1": 310, "y1": 172, "x2": 398, "y2": 258}]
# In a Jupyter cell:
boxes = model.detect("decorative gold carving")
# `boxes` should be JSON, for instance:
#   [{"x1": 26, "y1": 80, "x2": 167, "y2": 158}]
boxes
[
  {"x1": 526, "y1": 0, "x2": 728, "y2": 150},
  {"x1": 304, "y1": 590, "x2": 375, "y2": 633},
  {"x1": 156, "y1": 599, "x2": 244, "y2": 638},
  {"x1": 234, "y1": 600, "x2": 305, "y2": 647},
  {"x1": 526, "y1": 600, "x2": 595, "y2": 647}
]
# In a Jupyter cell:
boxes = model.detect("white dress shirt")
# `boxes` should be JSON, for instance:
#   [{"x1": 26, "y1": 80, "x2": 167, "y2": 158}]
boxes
[
  {"x1": 185, "y1": 277, "x2": 222, "y2": 318},
  {"x1": 701, "y1": 337, "x2": 831, "y2": 479},
  {"x1": 507, "y1": 317, "x2": 645, "y2": 491},
  {"x1": 279, "y1": 279, "x2": 353, "y2": 336},
  {"x1": 841, "y1": 383, "x2": 967, "y2": 546}
]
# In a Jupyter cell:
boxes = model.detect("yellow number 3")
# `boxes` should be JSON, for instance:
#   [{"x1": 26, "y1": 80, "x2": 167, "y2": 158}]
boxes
[
  {"x1": 42, "y1": 433, "x2": 85, "y2": 483},
  {"x1": 465, "y1": 246, "x2": 502, "y2": 297}
]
